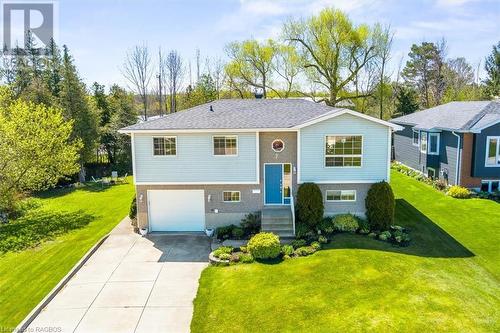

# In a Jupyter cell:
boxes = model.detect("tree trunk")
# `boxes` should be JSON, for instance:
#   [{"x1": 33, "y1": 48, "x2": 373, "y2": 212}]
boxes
[{"x1": 78, "y1": 163, "x2": 86, "y2": 183}]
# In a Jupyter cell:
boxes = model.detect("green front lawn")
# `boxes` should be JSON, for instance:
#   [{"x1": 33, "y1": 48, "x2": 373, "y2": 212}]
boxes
[
  {"x1": 192, "y1": 171, "x2": 500, "y2": 332},
  {"x1": 0, "y1": 181, "x2": 134, "y2": 330}
]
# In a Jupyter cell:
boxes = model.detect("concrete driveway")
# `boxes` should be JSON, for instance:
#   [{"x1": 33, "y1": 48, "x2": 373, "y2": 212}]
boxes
[{"x1": 27, "y1": 219, "x2": 210, "y2": 333}]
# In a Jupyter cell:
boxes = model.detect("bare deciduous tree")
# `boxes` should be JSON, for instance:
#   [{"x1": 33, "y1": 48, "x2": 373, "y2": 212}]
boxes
[
  {"x1": 122, "y1": 44, "x2": 153, "y2": 120},
  {"x1": 163, "y1": 50, "x2": 184, "y2": 112},
  {"x1": 206, "y1": 56, "x2": 226, "y2": 99},
  {"x1": 376, "y1": 24, "x2": 394, "y2": 118}
]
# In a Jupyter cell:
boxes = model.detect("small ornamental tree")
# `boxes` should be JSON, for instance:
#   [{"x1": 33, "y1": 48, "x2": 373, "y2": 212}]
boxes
[
  {"x1": 295, "y1": 183, "x2": 324, "y2": 228},
  {"x1": 365, "y1": 181, "x2": 395, "y2": 230}
]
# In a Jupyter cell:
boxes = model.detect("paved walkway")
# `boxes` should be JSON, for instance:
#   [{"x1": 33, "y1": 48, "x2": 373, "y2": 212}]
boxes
[{"x1": 27, "y1": 219, "x2": 210, "y2": 333}]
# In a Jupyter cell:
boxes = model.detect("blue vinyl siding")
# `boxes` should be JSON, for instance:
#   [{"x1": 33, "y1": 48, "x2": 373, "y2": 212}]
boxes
[
  {"x1": 472, "y1": 122, "x2": 500, "y2": 178},
  {"x1": 134, "y1": 132, "x2": 257, "y2": 183},
  {"x1": 300, "y1": 114, "x2": 389, "y2": 182}
]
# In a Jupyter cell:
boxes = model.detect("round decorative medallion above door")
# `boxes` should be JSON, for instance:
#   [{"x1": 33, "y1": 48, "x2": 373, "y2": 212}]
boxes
[{"x1": 272, "y1": 139, "x2": 285, "y2": 152}]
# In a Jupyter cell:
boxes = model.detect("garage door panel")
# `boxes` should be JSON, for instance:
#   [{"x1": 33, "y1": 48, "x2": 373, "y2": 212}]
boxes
[{"x1": 148, "y1": 190, "x2": 205, "y2": 232}]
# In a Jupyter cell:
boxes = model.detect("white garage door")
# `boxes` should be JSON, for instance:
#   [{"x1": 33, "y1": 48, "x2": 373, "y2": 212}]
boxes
[{"x1": 148, "y1": 190, "x2": 205, "y2": 232}]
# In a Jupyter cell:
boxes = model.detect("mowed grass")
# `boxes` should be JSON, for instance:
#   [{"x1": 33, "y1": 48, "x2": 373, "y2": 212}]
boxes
[
  {"x1": 0, "y1": 180, "x2": 134, "y2": 330},
  {"x1": 192, "y1": 171, "x2": 500, "y2": 332}
]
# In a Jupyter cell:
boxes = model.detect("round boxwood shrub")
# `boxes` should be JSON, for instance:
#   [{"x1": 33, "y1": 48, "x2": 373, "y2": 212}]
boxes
[
  {"x1": 365, "y1": 181, "x2": 395, "y2": 231},
  {"x1": 332, "y1": 214, "x2": 359, "y2": 232},
  {"x1": 247, "y1": 232, "x2": 281, "y2": 259},
  {"x1": 295, "y1": 183, "x2": 324, "y2": 228}
]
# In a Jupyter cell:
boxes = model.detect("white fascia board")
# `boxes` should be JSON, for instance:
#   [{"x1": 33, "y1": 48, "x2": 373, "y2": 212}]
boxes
[
  {"x1": 118, "y1": 128, "x2": 299, "y2": 134},
  {"x1": 295, "y1": 109, "x2": 404, "y2": 131},
  {"x1": 135, "y1": 181, "x2": 260, "y2": 185},
  {"x1": 297, "y1": 180, "x2": 382, "y2": 184}
]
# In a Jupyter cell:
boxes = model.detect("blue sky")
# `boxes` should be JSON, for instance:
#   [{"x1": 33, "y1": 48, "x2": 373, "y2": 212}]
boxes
[{"x1": 55, "y1": 0, "x2": 499, "y2": 88}]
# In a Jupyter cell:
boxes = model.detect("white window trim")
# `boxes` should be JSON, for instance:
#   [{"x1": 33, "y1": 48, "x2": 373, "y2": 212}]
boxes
[
  {"x1": 152, "y1": 136, "x2": 177, "y2": 157},
  {"x1": 324, "y1": 134, "x2": 363, "y2": 168},
  {"x1": 427, "y1": 167, "x2": 436, "y2": 179},
  {"x1": 412, "y1": 130, "x2": 420, "y2": 146},
  {"x1": 428, "y1": 133, "x2": 440, "y2": 155},
  {"x1": 485, "y1": 136, "x2": 500, "y2": 168},
  {"x1": 222, "y1": 191, "x2": 241, "y2": 203},
  {"x1": 325, "y1": 190, "x2": 357, "y2": 202},
  {"x1": 420, "y1": 132, "x2": 428, "y2": 154},
  {"x1": 481, "y1": 180, "x2": 500, "y2": 193},
  {"x1": 212, "y1": 135, "x2": 238, "y2": 157}
]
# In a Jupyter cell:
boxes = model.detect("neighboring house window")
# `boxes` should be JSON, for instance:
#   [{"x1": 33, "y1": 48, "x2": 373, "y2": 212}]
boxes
[
  {"x1": 427, "y1": 167, "x2": 436, "y2": 179},
  {"x1": 153, "y1": 136, "x2": 176, "y2": 156},
  {"x1": 428, "y1": 133, "x2": 440, "y2": 155},
  {"x1": 325, "y1": 135, "x2": 362, "y2": 167},
  {"x1": 325, "y1": 190, "x2": 356, "y2": 202},
  {"x1": 420, "y1": 132, "x2": 428, "y2": 153},
  {"x1": 223, "y1": 191, "x2": 240, "y2": 202},
  {"x1": 485, "y1": 136, "x2": 500, "y2": 167},
  {"x1": 481, "y1": 180, "x2": 499, "y2": 193},
  {"x1": 412, "y1": 130, "x2": 420, "y2": 146},
  {"x1": 213, "y1": 136, "x2": 238, "y2": 156}
]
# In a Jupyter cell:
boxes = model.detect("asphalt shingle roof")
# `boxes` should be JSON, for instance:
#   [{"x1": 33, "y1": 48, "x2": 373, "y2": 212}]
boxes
[
  {"x1": 390, "y1": 101, "x2": 500, "y2": 132},
  {"x1": 121, "y1": 99, "x2": 343, "y2": 131}
]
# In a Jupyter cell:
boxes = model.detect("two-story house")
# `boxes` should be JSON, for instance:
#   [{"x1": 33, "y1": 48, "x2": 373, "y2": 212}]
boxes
[
  {"x1": 119, "y1": 99, "x2": 401, "y2": 235},
  {"x1": 391, "y1": 101, "x2": 500, "y2": 192}
]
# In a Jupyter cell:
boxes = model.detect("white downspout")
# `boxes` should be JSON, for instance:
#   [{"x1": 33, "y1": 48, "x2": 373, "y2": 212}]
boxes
[{"x1": 451, "y1": 131, "x2": 461, "y2": 186}]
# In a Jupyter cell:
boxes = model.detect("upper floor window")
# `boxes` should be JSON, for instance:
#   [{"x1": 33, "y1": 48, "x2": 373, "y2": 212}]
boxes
[
  {"x1": 420, "y1": 132, "x2": 428, "y2": 153},
  {"x1": 412, "y1": 130, "x2": 419, "y2": 146},
  {"x1": 153, "y1": 136, "x2": 176, "y2": 156},
  {"x1": 428, "y1": 133, "x2": 440, "y2": 155},
  {"x1": 213, "y1": 136, "x2": 238, "y2": 156},
  {"x1": 325, "y1": 135, "x2": 362, "y2": 167},
  {"x1": 485, "y1": 136, "x2": 500, "y2": 167}
]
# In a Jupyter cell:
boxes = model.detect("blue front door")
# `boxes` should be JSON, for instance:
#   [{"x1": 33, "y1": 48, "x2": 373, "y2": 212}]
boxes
[{"x1": 265, "y1": 164, "x2": 282, "y2": 204}]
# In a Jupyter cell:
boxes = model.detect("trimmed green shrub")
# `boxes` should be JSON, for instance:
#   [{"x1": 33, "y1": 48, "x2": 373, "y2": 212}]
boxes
[
  {"x1": 239, "y1": 246, "x2": 247, "y2": 253},
  {"x1": 318, "y1": 217, "x2": 334, "y2": 234},
  {"x1": 357, "y1": 218, "x2": 370, "y2": 234},
  {"x1": 294, "y1": 246, "x2": 317, "y2": 257},
  {"x1": 295, "y1": 183, "x2": 324, "y2": 228},
  {"x1": 216, "y1": 224, "x2": 236, "y2": 240},
  {"x1": 332, "y1": 214, "x2": 359, "y2": 232},
  {"x1": 240, "y1": 253, "x2": 254, "y2": 263},
  {"x1": 393, "y1": 230, "x2": 411, "y2": 246},
  {"x1": 291, "y1": 239, "x2": 307, "y2": 249},
  {"x1": 295, "y1": 222, "x2": 315, "y2": 240},
  {"x1": 311, "y1": 241, "x2": 321, "y2": 250},
  {"x1": 378, "y1": 231, "x2": 391, "y2": 241},
  {"x1": 446, "y1": 186, "x2": 471, "y2": 199},
  {"x1": 231, "y1": 227, "x2": 244, "y2": 239},
  {"x1": 218, "y1": 253, "x2": 231, "y2": 260},
  {"x1": 281, "y1": 244, "x2": 294, "y2": 256},
  {"x1": 318, "y1": 235, "x2": 328, "y2": 244},
  {"x1": 368, "y1": 232, "x2": 377, "y2": 238},
  {"x1": 213, "y1": 246, "x2": 233, "y2": 258},
  {"x1": 365, "y1": 181, "x2": 395, "y2": 230},
  {"x1": 129, "y1": 197, "x2": 137, "y2": 220},
  {"x1": 240, "y1": 212, "x2": 261, "y2": 234},
  {"x1": 283, "y1": 254, "x2": 292, "y2": 260},
  {"x1": 247, "y1": 232, "x2": 281, "y2": 259}
]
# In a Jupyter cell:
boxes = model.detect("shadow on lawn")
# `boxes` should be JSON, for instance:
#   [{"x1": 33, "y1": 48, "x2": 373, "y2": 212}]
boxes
[
  {"x1": 0, "y1": 210, "x2": 95, "y2": 253},
  {"x1": 35, "y1": 181, "x2": 129, "y2": 199},
  {"x1": 326, "y1": 199, "x2": 474, "y2": 258}
]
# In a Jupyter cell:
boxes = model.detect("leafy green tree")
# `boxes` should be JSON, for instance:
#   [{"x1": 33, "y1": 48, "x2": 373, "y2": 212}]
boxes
[
  {"x1": 395, "y1": 86, "x2": 419, "y2": 116},
  {"x1": 484, "y1": 41, "x2": 500, "y2": 98},
  {"x1": 59, "y1": 45, "x2": 99, "y2": 180},
  {"x1": 42, "y1": 38, "x2": 63, "y2": 97},
  {"x1": 105, "y1": 85, "x2": 137, "y2": 171},
  {"x1": 283, "y1": 8, "x2": 383, "y2": 106},
  {"x1": 0, "y1": 87, "x2": 81, "y2": 213},
  {"x1": 225, "y1": 39, "x2": 277, "y2": 98}
]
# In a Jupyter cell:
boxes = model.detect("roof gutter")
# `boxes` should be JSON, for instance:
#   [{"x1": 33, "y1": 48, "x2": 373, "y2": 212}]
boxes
[{"x1": 451, "y1": 131, "x2": 461, "y2": 186}]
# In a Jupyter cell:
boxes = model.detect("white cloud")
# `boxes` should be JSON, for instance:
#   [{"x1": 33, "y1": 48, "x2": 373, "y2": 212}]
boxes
[{"x1": 435, "y1": 0, "x2": 478, "y2": 7}]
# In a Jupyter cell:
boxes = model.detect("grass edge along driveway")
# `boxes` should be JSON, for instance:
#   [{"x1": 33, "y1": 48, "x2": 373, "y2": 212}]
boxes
[
  {"x1": 0, "y1": 180, "x2": 134, "y2": 330},
  {"x1": 191, "y1": 171, "x2": 500, "y2": 333}
]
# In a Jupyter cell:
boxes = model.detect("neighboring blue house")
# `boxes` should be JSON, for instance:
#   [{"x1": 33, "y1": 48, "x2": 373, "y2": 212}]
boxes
[
  {"x1": 120, "y1": 99, "x2": 401, "y2": 235},
  {"x1": 391, "y1": 101, "x2": 500, "y2": 192}
]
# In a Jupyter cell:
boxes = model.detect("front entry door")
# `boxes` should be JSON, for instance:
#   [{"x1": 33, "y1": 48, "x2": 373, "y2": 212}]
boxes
[{"x1": 265, "y1": 164, "x2": 283, "y2": 204}]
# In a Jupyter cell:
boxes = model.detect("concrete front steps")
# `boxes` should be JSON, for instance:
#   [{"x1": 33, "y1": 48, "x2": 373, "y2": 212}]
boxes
[{"x1": 261, "y1": 206, "x2": 294, "y2": 238}]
